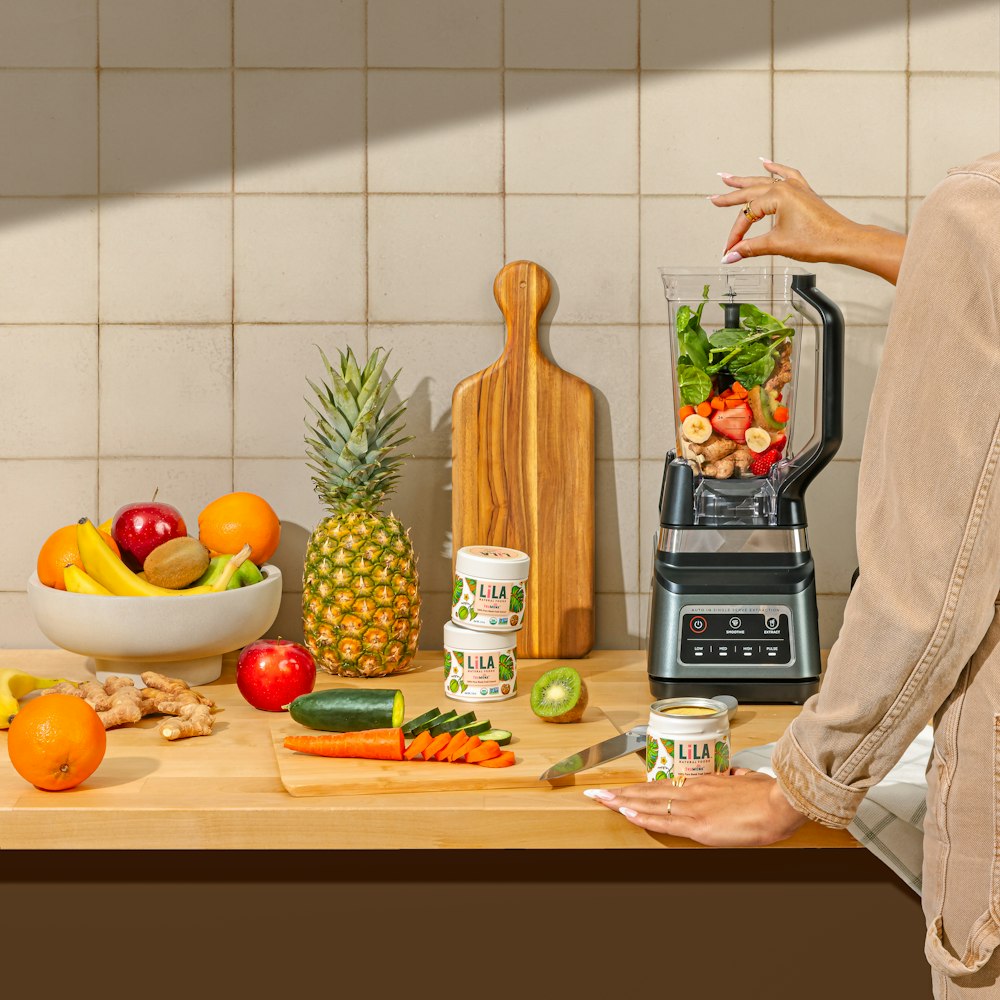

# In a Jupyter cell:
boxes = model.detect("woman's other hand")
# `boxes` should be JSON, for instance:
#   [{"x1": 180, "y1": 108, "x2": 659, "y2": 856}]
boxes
[
  {"x1": 710, "y1": 158, "x2": 906, "y2": 284},
  {"x1": 584, "y1": 768, "x2": 809, "y2": 847}
]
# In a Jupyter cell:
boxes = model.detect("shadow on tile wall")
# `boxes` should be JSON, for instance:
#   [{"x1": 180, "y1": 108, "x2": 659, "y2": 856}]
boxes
[{"x1": 1, "y1": 0, "x2": 999, "y2": 650}]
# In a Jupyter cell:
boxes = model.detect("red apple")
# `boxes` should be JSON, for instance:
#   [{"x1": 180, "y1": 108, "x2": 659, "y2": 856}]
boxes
[
  {"x1": 111, "y1": 501, "x2": 187, "y2": 570},
  {"x1": 236, "y1": 639, "x2": 316, "y2": 712}
]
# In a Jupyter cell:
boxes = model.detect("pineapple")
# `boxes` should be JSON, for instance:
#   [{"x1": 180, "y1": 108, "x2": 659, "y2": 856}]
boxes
[{"x1": 301, "y1": 346, "x2": 421, "y2": 676}]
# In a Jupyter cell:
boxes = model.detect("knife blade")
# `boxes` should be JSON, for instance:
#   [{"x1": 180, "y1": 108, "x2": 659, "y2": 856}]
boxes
[{"x1": 538, "y1": 725, "x2": 648, "y2": 782}]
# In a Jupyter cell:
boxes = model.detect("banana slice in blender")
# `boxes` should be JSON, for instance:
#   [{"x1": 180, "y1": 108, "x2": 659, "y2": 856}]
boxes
[
  {"x1": 682, "y1": 413, "x2": 713, "y2": 444},
  {"x1": 745, "y1": 427, "x2": 772, "y2": 453}
]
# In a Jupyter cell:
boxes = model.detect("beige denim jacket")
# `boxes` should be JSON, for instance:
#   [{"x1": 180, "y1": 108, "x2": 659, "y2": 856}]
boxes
[{"x1": 771, "y1": 152, "x2": 1000, "y2": 829}]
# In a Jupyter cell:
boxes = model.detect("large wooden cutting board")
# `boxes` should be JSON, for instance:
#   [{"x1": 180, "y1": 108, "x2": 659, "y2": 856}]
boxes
[
  {"x1": 452, "y1": 260, "x2": 595, "y2": 658},
  {"x1": 271, "y1": 706, "x2": 643, "y2": 797}
]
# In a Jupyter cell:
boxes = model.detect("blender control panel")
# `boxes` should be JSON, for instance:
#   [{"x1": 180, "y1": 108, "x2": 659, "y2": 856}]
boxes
[{"x1": 679, "y1": 605, "x2": 793, "y2": 666}]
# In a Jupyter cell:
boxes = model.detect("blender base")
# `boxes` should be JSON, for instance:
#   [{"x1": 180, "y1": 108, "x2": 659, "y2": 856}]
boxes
[{"x1": 649, "y1": 676, "x2": 819, "y2": 706}]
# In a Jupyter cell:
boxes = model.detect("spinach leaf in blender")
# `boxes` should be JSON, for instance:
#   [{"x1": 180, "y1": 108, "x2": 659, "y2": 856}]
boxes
[{"x1": 676, "y1": 364, "x2": 713, "y2": 406}]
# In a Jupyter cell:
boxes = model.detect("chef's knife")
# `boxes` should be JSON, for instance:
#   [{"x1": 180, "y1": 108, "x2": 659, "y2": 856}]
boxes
[
  {"x1": 538, "y1": 725, "x2": 648, "y2": 782},
  {"x1": 537, "y1": 695, "x2": 739, "y2": 782}
]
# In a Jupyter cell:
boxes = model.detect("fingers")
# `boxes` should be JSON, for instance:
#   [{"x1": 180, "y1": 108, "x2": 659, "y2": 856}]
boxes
[
  {"x1": 730, "y1": 767, "x2": 755, "y2": 776},
  {"x1": 759, "y1": 158, "x2": 806, "y2": 185},
  {"x1": 616, "y1": 807, "x2": 698, "y2": 839},
  {"x1": 717, "y1": 172, "x2": 776, "y2": 190},
  {"x1": 709, "y1": 182, "x2": 779, "y2": 209}
]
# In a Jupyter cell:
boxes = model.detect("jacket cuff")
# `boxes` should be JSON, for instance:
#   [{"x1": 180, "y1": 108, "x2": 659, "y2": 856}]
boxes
[{"x1": 771, "y1": 728, "x2": 867, "y2": 829}]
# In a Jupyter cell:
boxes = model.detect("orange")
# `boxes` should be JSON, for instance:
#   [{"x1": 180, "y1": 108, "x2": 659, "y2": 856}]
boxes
[
  {"x1": 7, "y1": 694, "x2": 106, "y2": 791},
  {"x1": 37, "y1": 524, "x2": 121, "y2": 590},
  {"x1": 197, "y1": 492, "x2": 281, "y2": 565}
]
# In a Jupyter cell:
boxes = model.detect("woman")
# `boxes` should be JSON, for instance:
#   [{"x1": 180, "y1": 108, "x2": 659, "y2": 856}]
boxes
[{"x1": 586, "y1": 154, "x2": 1000, "y2": 997}]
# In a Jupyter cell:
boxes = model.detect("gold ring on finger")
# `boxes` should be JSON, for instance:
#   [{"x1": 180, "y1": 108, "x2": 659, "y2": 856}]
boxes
[
  {"x1": 743, "y1": 201, "x2": 764, "y2": 223},
  {"x1": 666, "y1": 798, "x2": 673, "y2": 816}
]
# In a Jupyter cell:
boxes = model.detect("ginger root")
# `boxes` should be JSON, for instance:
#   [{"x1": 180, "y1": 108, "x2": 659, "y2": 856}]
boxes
[
  {"x1": 732, "y1": 447, "x2": 752, "y2": 475},
  {"x1": 45, "y1": 673, "x2": 217, "y2": 738},
  {"x1": 703, "y1": 457, "x2": 735, "y2": 479},
  {"x1": 689, "y1": 436, "x2": 737, "y2": 464},
  {"x1": 159, "y1": 704, "x2": 215, "y2": 741},
  {"x1": 765, "y1": 342, "x2": 792, "y2": 393}
]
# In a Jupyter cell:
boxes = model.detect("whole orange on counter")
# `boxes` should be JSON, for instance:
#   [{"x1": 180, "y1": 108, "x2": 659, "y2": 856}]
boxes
[
  {"x1": 198, "y1": 492, "x2": 280, "y2": 565},
  {"x1": 7, "y1": 694, "x2": 107, "y2": 791},
  {"x1": 37, "y1": 523, "x2": 120, "y2": 590}
]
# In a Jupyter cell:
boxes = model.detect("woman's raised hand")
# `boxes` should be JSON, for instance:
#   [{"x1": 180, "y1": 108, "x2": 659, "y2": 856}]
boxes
[{"x1": 710, "y1": 158, "x2": 906, "y2": 284}]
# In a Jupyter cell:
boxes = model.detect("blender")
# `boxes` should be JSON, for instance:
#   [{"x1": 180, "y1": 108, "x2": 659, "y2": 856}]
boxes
[{"x1": 646, "y1": 267, "x2": 844, "y2": 704}]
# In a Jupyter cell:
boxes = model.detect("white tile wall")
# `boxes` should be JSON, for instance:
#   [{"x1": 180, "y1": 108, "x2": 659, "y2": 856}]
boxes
[{"x1": 0, "y1": 0, "x2": 997, "y2": 651}]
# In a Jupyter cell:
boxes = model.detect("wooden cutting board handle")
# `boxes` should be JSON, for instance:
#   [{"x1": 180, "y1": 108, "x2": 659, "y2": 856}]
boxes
[
  {"x1": 493, "y1": 260, "x2": 551, "y2": 361},
  {"x1": 451, "y1": 260, "x2": 595, "y2": 658}
]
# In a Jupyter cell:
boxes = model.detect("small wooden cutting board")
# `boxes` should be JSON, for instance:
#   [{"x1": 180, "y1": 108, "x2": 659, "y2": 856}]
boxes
[
  {"x1": 270, "y1": 708, "x2": 644, "y2": 797},
  {"x1": 451, "y1": 260, "x2": 595, "y2": 658}
]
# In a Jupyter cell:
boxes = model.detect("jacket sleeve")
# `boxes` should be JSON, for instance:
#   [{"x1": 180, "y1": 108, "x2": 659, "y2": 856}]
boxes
[{"x1": 771, "y1": 167, "x2": 1000, "y2": 828}]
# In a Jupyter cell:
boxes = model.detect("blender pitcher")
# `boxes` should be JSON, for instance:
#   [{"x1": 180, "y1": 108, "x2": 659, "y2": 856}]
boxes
[{"x1": 660, "y1": 267, "x2": 843, "y2": 528}]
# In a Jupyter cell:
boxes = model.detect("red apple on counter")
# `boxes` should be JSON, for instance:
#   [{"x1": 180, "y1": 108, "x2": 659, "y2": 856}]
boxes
[
  {"x1": 111, "y1": 500, "x2": 187, "y2": 570},
  {"x1": 236, "y1": 639, "x2": 316, "y2": 712}
]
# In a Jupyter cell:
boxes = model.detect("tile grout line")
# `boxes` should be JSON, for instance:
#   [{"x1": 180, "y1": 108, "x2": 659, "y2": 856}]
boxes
[
  {"x1": 635, "y1": 0, "x2": 642, "y2": 597},
  {"x1": 363, "y1": 0, "x2": 370, "y2": 358},
  {"x1": 231, "y1": 0, "x2": 237, "y2": 493},
  {"x1": 500, "y1": 0, "x2": 506, "y2": 261},
  {"x1": 905, "y1": 0, "x2": 912, "y2": 231},
  {"x1": 95, "y1": 0, "x2": 101, "y2": 513}
]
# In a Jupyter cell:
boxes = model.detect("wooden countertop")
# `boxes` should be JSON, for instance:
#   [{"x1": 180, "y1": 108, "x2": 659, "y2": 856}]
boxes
[{"x1": 0, "y1": 648, "x2": 855, "y2": 851}]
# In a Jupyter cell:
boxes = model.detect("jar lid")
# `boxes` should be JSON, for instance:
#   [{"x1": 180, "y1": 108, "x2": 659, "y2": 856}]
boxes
[
  {"x1": 443, "y1": 621, "x2": 516, "y2": 651},
  {"x1": 455, "y1": 545, "x2": 530, "y2": 581}
]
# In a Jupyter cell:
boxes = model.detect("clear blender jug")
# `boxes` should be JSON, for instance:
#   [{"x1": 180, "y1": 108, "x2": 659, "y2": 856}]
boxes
[{"x1": 660, "y1": 266, "x2": 841, "y2": 528}]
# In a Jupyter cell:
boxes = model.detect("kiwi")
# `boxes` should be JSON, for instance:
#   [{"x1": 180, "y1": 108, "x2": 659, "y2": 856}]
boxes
[
  {"x1": 143, "y1": 536, "x2": 211, "y2": 589},
  {"x1": 530, "y1": 666, "x2": 588, "y2": 724}
]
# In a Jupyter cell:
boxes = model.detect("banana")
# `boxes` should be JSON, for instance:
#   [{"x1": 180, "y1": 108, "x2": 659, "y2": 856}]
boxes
[
  {"x1": 682, "y1": 413, "x2": 713, "y2": 444},
  {"x1": 193, "y1": 554, "x2": 263, "y2": 590},
  {"x1": 76, "y1": 519, "x2": 250, "y2": 597},
  {"x1": 745, "y1": 427, "x2": 772, "y2": 454},
  {"x1": 63, "y1": 564, "x2": 113, "y2": 595},
  {"x1": 0, "y1": 669, "x2": 72, "y2": 728}
]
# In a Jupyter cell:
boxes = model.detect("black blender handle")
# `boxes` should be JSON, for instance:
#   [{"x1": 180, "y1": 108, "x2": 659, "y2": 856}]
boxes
[{"x1": 776, "y1": 273, "x2": 844, "y2": 526}]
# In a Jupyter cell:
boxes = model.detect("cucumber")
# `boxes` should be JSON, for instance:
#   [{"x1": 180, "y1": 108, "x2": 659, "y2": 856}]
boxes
[
  {"x1": 429, "y1": 711, "x2": 478, "y2": 737},
  {"x1": 401, "y1": 707, "x2": 441, "y2": 737},
  {"x1": 407, "y1": 709, "x2": 457, "y2": 736},
  {"x1": 462, "y1": 719, "x2": 492, "y2": 737},
  {"x1": 286, "y1": 689, "x2": 405, "y2": 732},
  {"x1": 475, "y1": 728, "x2": 512, "y2": 746}
]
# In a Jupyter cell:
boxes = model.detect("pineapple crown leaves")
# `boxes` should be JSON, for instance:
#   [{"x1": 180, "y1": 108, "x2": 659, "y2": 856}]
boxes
[{"x1": 304, "y1": 345, "x2": 414, "y2": 512}]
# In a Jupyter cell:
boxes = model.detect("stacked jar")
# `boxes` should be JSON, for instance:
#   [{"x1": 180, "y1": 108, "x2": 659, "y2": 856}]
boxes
[{"x1": 443, "y1": 546, "x2": 531, "y2": 704}]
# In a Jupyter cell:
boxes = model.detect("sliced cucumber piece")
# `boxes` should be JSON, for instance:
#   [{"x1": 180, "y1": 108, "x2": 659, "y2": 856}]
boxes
[
  {"x1": 409, "y1": 709, "x2": 457, "y2": 736},
  {"x1": 430, "y1": 712, "x2": 478, "y2": 737},
  {"x1": 401, "y1": 707, "x2": 441, "y2": 737},
  {"x1": 475, "y1": 728, "x2": 512, "y2": 746},
  {"x1": 462, "y1": 719, "x2": 492, "y2": 737}
]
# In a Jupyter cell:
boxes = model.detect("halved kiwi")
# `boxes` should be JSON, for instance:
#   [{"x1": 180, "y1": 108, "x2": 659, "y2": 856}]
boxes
[{"x1": 530, "y1": 666, "x2": 588, "y2": 724}]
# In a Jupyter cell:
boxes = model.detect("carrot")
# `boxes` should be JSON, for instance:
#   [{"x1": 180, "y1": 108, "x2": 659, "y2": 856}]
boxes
[
  {"x1": 720, "y1": 388, "x2": 733, "y2": 398},
  {"x1": 445, "y1": 730, "x2": 471, "y2": 762},
  {"x1": 476, "y1": 750, "x2": 515, "y2": 768},
  {"x1": 434, "y1": 732, "x2": 460, "y2": 761},
  {"x1": 695, "y1": 401, "x2": 712, "y2": 418},
  {"x1": 710, "y1": 397, "x2": 725, "y2": 411},
  {"x1": 451, "y1": 735, "x2": 481, "y2": 762},
  {"x1": 725, "y1": 397, "x2": 747, "y2": 409},
  {"x1": 465, "y1": 740, "x2": 501, "y2": 763},
  {"x1": 732, "y1": 381, "x2": 748, "y2": 398},
  {"x1": 403, "y1": 730, "x2": 433, "y2": 760},
  {"x1": 679, "y1": 404, "x2": 695, "y2": 419},
  {"x1": 773, "y1": 405, "x2": 789, "y2": 423},
  {"x1": 423, "y1": 732, "x2": 452, "y2": 760},
  {"x1": 283, "y1": 728, "x2": 405, "y2": 761}
]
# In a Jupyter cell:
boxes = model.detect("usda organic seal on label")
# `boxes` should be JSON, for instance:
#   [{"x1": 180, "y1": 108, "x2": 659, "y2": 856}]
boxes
[
  {"x1": 443, "y1": 622, "x2": 517, "y2": 703},
  {"x1": 451, "y1": 546, "x2": 530, "y2": 633},
  {"x1": 645, "y1": 698, "x2": 731, "y2": 782}
]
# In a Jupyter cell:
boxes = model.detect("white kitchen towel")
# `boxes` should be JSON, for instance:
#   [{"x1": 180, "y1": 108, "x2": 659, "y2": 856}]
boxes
[{"x1": 733, "y1": 725, "x2": 932, "y2": 896}]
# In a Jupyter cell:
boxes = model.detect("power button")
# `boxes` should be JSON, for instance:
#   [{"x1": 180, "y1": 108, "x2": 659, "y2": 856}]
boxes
[{"x1": 690, "y1": 616, "x2": 707, "y2": 634}]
